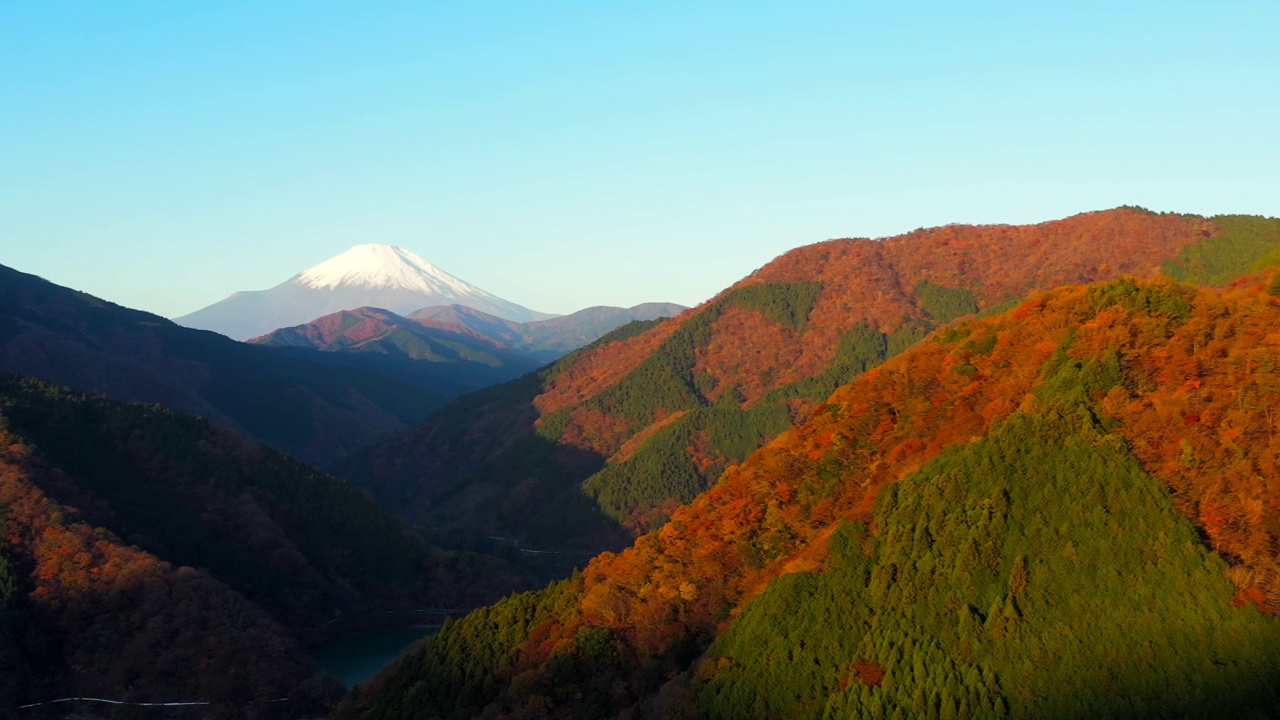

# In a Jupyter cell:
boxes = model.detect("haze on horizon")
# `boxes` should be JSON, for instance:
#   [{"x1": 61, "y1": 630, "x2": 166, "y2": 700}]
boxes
[{"x1": 2, "y1": 1, "x2": 1277, "y2": 318}]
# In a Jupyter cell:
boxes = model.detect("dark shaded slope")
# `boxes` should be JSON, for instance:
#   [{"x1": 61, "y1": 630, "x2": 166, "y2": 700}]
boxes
[
  {"x1": 0, "y1": 464, "x2": 339, "y2": 717},
  {"x1": 0, "y1": 373, "x2": 427, "y2": 639},
  {"x1": 0, "y1": 376, "x2": 408, "y2": 715},
  {"x1": 0, "y1": 264, "x2": 449, "y2": 465},
  {"x1": 0, "y1": 372, "x2": 557, "y2": 714},
  {"x1": 339, "y1": 319, "x2": 667, "y2": 553}
]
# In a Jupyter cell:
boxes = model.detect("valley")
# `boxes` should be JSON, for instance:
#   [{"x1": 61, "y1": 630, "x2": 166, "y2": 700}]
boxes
[
  {"x1": 7, "y1": 5, "x2": 1277, "y2": 716},
  {"x1": 4, "y1": 210, "x2": 1280, "y2": 718}
]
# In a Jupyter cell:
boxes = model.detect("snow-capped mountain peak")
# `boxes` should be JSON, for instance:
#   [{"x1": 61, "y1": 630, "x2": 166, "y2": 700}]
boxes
[
  {"x1": 293, "y1": 244, "x2": 478, "y2": 296},
  {"x1": 174, "y1": 243, "x2": 555, "y2": 340}
]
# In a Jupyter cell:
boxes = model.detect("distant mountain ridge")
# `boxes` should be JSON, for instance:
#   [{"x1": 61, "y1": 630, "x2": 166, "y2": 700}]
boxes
[
  {"x1": 175, "y1": 244, "x2": 554, "y2": 340},
  {"x1": 413, "y1": 301, "x2": 687, "y2": 360},
  {"x1": 254, "y1": 302, "x2": 688, "y2": 363},
  {"x1": 249, "y1": 306, "x2": 544, "y2": 370},
  {"x1": 0, "y1": 262, "x2": 538, "y2": 466}
]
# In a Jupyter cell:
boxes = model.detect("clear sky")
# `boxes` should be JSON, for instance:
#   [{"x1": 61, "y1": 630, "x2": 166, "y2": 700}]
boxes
[{"x1": 2, "y1": 1, "x2": 1278, "y2": 318}]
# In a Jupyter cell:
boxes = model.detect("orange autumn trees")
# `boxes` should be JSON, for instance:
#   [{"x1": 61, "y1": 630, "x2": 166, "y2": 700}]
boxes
[
  {"x1": 344, "y1": 209, "x2": 1228, "y2": 551},
  {"x1": 0, "y1": 372, "x2": 494, "y2": 715},
  {"x1": 0, "y1": 430, "x2": 334, "y2": 716},
  {"x1": 1092, "y1": 273, "x2": 1280, "y2": 610},
  {"x1": 343, "y1": 272, "x2": 1280, "y2": 719}
]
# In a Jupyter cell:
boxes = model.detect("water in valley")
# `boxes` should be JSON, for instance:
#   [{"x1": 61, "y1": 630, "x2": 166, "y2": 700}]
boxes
[{"x1": 312, "y1": 625, "x2": 440, "y2": 688}]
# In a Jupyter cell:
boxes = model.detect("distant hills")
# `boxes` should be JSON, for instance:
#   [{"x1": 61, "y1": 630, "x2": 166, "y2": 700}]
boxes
[
  {"x1": 0, "y1": 252, "x2": 687, "y2": 468},
  {"x1": 498, "y1": 302, "x2": 686, "y2": 360},
  {"x1": 0, "y1": 263, "x2": 540, "y2": 466},
  {"x1": 248, "y1": 306, "x2": 544, "y2": 369},
  {"x1": 255, "y1": 302, "x2": 687, "y2": 363},
  {"x1": 175, "y1": 244, "x2": 556, "y2": 340}
]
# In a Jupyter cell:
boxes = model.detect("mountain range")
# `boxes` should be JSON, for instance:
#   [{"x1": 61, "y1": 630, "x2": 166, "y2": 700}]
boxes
[
  {"x1": 0, "y1": 250, "x2": 685, "y2": 469},
  {"x1": 0, "y1": 263, "x2": 530, "y2": 465},
  {"x1": 175, "y1": 244, "x2": 557, "y2": 340},
  {"x1": 5, "y1": 207, "x2": 1280, "y2": 718},
  {"x1": 254, "y1": 302, "x2": 686, "y2": 363},
  {"x1": 340, "y1": 209, "x2": 1268, "y2": 553},
  {"x1": 413, "y1": 302, "x2": 687, "y2": 360}
]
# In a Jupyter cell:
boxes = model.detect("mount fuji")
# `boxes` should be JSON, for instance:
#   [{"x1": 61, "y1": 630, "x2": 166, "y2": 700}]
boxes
[{"x1": 174, "y1": 244, "x2": 555, "y2": 340}]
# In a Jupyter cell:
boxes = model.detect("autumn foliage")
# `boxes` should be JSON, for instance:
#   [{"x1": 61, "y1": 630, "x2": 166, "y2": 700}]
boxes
[
  {"x1": 0, "y1": 432, "x2": 336, "y2": 716},
  {"x1": 344, "y1": 271, "x2": 1280, "y2": 718},
  {"x1": 347, "y1": 209, "x2": 1238, "y2": 550},
  {"x1": 0, "y1": 373, "x2": 506, "y2": 715},
  {"x1": 548, "y1": 208, "x2": 1210, "y2": 420}
]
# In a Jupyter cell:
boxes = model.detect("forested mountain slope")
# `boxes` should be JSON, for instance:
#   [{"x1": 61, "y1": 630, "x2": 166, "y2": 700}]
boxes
[
  {"x1": 0, "y1": 374, "x2": 431, "y2": 632},
  {"x1": 0, "y1": 374, "x2": 428, "y2": 715},
  {"x1": 343, "y1": 209, "x2": 1280, "y2": 552},
  {"x1": 0, "y1": 433, "x2": 339, "y2": 717},
  {"x1": 338, "y1": 273, "x2": 1280, "y2": 719}
]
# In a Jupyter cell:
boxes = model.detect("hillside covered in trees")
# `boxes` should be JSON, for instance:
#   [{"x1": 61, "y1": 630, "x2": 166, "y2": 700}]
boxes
[
  {"x1": 0, "y1": 374, "x2": 529, "y2": 716},
  {"x1": 338, "y1": 271, "x2": 1280, "y2": 719},
  {"x1": 341, "y1": 210, "x2": 1280, "y2": 556}
]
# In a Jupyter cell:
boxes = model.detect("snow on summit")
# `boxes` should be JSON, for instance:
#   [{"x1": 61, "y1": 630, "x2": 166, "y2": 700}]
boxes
[
  {"x1": 295, "y1": 244, "x2": 481, "y2": 296},
  {"x1": 174, "y1": 243, "x2": 553, "y2": 340}
]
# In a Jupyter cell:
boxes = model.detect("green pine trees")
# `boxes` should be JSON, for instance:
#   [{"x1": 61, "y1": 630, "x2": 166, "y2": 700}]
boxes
[{"x1": 698, "y1": 402, "x2": 1280, "y2": 719}]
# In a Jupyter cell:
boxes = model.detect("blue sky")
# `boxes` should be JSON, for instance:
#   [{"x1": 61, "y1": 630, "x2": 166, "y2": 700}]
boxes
[{"x1": 2, "y1": 1, "x2": 1277, "y2": 317}]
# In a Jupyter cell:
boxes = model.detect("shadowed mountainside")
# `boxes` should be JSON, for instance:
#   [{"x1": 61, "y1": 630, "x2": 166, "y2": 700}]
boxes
[
  {"x1": 0, "y1": 263, "x2": 485, "y2": 465},
  {"x1": 0, "y1": 373, "x2": 437, "y2": 715},
  {"x1": 0, "y1": 372, "x2": 555, "y2": 716}
]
